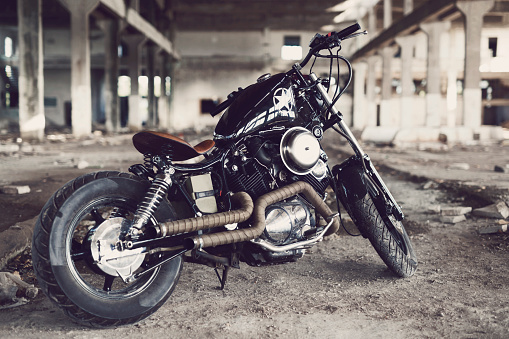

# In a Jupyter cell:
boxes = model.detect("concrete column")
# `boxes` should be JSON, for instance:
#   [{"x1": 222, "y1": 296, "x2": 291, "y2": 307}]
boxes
[
  {"x1": 368, "y1": 6, "x2": 377, "y2": 39},
  {"x1": 456, "y1": 0, "x2": 495, "y2": 127},
  {"x1": 59, "y1": 0, "x2": 100, "y2": 137},
  {"x1": 124, "y1": 35, "x2": 145, "y2": 131},
  {"x1": 380, "y1": 46, "x2": 395, "y2": 126},
  {"x1": 395, "y1": 35, "x2": 415, "y2": 127},
  {"x1": 146, "y1": 43, "x2": 156, "y2": 128},
  {"x1": 99, "y1": 18, "x2": 120, "y2": 133},
  {"x1": 158, "y1": 52, "x2": 169, "y2": 129},
  {"x1": 420, "y1": 21, "x2": 450, "y2": 127},
  {"x1": 403, "y1": 0, "x2": 413, "y2": 15},
  {"x1": 383, "y1": 0, "x2": 392, "y2": 29},
  {"x1": 445, "y1": 29, "x2": 458, "y2": 127},
  {"x1": 366, "y1": 55, "x2": 378, "y2": 126},
  {"x1": 352, "y1": 62, "x2": 367, "y2": 129},
  {"x1": 17, "y1": 0, "x2": 44, "y2": 141}
]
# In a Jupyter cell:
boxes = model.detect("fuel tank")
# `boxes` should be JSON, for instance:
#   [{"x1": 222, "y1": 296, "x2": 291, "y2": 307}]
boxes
[{"x1": 214, "y1": 73, "x2": 298, "y2": 141}]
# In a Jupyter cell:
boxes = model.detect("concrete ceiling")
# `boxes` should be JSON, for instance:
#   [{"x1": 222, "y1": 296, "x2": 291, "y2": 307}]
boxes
[{"x1": 170, "y1": 0, "x2": 348, "y2": 31}]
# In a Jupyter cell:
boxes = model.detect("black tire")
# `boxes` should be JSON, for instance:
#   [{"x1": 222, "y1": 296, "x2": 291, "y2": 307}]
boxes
[
  {"x1": 349, "y1": 193, "x2": 417, "y2": 277},
  {"x1": 32, "y1": 171, "x2": 183, "y2": 327}
]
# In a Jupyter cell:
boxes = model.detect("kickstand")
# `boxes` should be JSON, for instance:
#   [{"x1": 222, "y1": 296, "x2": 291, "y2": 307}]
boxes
[{"x1": 214, "y1": 266, "x2": 230, "y2": 290}]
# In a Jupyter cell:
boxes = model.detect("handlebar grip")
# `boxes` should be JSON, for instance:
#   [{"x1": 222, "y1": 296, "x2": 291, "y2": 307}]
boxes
[
  {"x1": 335, "y1": 22, "x2": 361, "y2": 40},
  {"x1": 210, "y1": 98, "x2": 232, "y2": 117}
]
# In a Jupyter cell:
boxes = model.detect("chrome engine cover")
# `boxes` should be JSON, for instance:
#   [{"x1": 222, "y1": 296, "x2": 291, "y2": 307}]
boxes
[
  {"x1": 263, "y1": 197, "x2": 315, "y2": 245},
  {"x1": 280, "y1": 127, "x2": 321, "y2": 175}
]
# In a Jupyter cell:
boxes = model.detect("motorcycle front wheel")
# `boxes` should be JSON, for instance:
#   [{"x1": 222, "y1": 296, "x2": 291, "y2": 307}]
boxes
[
  {"x1": 32, "y1": 171, "x2": 182, "y2": 327},
  {"x1": 349, "y1": 193, "x2": 418, "y2": 277}
]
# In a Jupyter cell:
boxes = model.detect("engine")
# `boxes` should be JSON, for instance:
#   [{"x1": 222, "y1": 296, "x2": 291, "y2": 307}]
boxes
[{"x1": 223, "y1": 129, "x2": 331, "y2": 265}]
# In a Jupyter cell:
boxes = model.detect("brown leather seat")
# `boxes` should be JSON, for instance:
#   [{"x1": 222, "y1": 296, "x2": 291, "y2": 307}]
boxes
[{"x1": 132, "y1": 131, "x2": 215, "y2": 161}]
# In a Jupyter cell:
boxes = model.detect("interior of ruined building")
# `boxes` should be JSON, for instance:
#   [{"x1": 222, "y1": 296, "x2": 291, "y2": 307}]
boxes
[{"x1": 1, "y1": 0, "x2": 509, "y2": 144}]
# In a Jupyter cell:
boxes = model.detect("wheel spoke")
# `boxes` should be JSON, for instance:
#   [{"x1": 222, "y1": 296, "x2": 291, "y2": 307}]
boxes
[
  {"x1": 103, "y1": 275, "x2": 116, "y2": 291},
  {"x1": 111, "y1": 207, "x2": 129, "y2": 218},
  {"x1": 91, "y1": 208, "x2": 105, "y2": 224},
  {"x1": 71, "y1": 239, "x2": 86, "y2": 261}
]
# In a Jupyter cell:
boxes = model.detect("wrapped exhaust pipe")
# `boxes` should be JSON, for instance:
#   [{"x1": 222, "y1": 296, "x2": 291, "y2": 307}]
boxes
[
  {"x1": 157, "y1": 191, "x2": 254, "y2": 237},
  {"x1": 158, "y1": 181, "x2": 339, "y2": 250}
]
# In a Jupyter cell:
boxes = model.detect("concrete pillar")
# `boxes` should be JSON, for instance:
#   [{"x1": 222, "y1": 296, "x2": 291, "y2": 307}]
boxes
[
  {"x1": 395, "y1": 35, "x2": 415, "y2": 127},
  {"x1": 158, "y1": 52, "x2": 169, "y2": 129},
  {"x1": 17, "y1": 0, "x2": 44, "y2": 141},
  {"x1": 99, "y1": 18, "x2": 120, "y2": 133},
  {"x1": 124, "y1": 35, "x2": 145, "y2": 131},
  {"x1": 368, "y1": 6, "x2": 376, "y2": 39},
  {"x1": 366, "y1": 55, "x2": 378, "y2": 126},
  {"x1": 59, "y1": 0, "x2": 100, "y2": 137},
  {"x1": 380, "y1": 46, "x2": 395, "y2": 126},
  {"x1": 146, "y1": 43, "x2": 156, "y2": 128},
  {"x1": 420, "y1": 21, "x2": 450, "y2": 127},
  {"x1": 456, "y1": 0, "x2": 495, "y2": 127},
  {"x1": 445, "y1": 29, "x2": 458, "y2": 127},
  {"x1": 383, "y1": 0, "x2": 392, "y2": 29},
  {"x1": 352, "y1": 62, "x2": 367, "y2": 129},
  {"x1": 403, "y1": 0, "x2": 413, "y2": 15}
]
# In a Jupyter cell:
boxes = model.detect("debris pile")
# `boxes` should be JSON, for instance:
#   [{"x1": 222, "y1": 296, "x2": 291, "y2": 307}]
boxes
[
  {"x1": 473, "y1": 201, "x2": 509, "y2": 235},
  {"x1": 0, "y1": 272, "x2": 38, "y2": 309},
  {"x1": 439, "y1": 206, "x2": 472, "y2": 224}
]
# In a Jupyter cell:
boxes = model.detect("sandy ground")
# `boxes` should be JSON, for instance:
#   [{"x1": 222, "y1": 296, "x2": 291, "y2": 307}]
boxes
[{"x1": 0, "y1": 132, "x2": 508, "y2": 338}]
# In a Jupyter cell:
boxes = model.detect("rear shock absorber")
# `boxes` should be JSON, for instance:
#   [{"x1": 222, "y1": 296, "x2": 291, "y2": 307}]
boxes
[{"x1": 130, "y1": 168, "x2": 174, "y2": 232}]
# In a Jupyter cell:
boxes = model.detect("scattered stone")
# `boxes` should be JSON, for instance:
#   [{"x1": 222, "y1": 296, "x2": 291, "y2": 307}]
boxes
[
  {"x1": 19, "y1": 143, "x2": 34, "y2": 153},
  {"x1": 472, "y1": 202, "x2": 509, "y2": 219},
  {"x1": 494, "y1": 165, "x2": 507, "y2": 173},
  {"x1": 0, "y1": 272, "x2": 38, "y2": 304},
  {"x1": 440, "y1": 207, "x2": 472, "y2": 216},
  {"x1": 497, "y1": 219, "x2": 509, "y2": 225},
  {"x1": 448, "y1": 163, "x2": 470, "y2": 170},
  {"x1": 427, "y1": 205, "x2": 441, "y2": 214},
  {"x1": 0, "y1": 144, "x2": 20, "y2": 154},
  {"x1": 76, "y1": 160, "x2": 90, "y2": 169},
  {"x1": 0, "y1": 185, "x2": 30, "y2": 195},
  {"x1": 478, "y1": 224, "x2": 508, "y2": 235},
  {"x1": 440, "y1": 215, "x2": 466, "y2": 224},
  {"x1": 422, "y1": 181, "x2": 438, "y2": 190}
]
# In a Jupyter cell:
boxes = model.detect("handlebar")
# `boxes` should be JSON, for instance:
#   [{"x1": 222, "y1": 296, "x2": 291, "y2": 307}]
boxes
[{"x1": 299, "y1": 22, "x2": 362, "y2": 68}]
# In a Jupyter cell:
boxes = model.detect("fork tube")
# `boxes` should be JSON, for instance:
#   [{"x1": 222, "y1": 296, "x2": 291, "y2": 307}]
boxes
[{"x1": 309, "y1": 72, "x2": 366, "y2": 157}]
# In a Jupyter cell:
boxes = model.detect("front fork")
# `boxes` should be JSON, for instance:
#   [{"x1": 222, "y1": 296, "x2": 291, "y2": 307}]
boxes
[{"x1": 309, "y1": 72, "x2": 404, "y2": 221}]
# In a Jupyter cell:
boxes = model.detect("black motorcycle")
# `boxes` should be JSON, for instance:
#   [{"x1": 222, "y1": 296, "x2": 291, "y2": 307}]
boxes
[{"x1": 32, "y1": 23, "x2": 417, "y2": 327}]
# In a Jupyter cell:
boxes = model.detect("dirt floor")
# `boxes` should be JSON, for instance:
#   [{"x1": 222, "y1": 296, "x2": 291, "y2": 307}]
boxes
[{"x1": 0, "y1": 132, "x2": 508, "y2": 338}]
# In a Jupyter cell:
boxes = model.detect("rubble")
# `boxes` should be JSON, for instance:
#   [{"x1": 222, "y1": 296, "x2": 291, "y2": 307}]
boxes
[
  {"x1": 440, "y1": 215, "x2": 467, "y2": 224},
  {"x1": 427, "y1": 204, "x2": 441, "y2": 214},
  {"x1": 478, "y1": 224, "x2": 508, "y2": 235},
  {"x1": 0, "y1": 272, "x2": 38, "y2": 305},
  {"x1": 76, "y1": 160, "x2": 90, "y2": 169},
  {"x1": 0, "y1": 144, "x2": 20, "y2": 154},
  {"x1": 422, "y1": 181, "x2": 439, "y2": 190},
  {"x1": 0, "y1": 185, "x2": 30, "y2": 195},
  {"x1": 472, "y1": 202, "x2": 509, "y2": 219},
  {"x1": 494, "y1": 165, "x2": 506, "y2": 173},
  {"x1": 441, "y1": 207, "x2": 472, "y2": 216},
  {"x1": 448, "y1": 163, "x2": 470, "y2": 170}
]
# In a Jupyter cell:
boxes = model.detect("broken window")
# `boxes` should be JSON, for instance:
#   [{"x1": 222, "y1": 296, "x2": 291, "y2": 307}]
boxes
[
  {"x1": 488, "y1": 37, "x2": 497, "y2": 57},
  {"x1": 281, "y1": 35, "x2": 302, "y2": 61}
]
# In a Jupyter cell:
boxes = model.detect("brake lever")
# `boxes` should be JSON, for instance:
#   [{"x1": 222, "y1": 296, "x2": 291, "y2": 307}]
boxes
[{"x1": 342, "y1": 30, "x2": 368, "y2": 40}]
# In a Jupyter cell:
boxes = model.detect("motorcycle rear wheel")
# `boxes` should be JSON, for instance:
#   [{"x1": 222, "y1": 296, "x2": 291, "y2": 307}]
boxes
[
  {"x1": 32, "y1": 171, "x2": 182, "y2": 327},
  {"x1": 349, "y1": 193, "x2": 417, "y2": 277}
]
